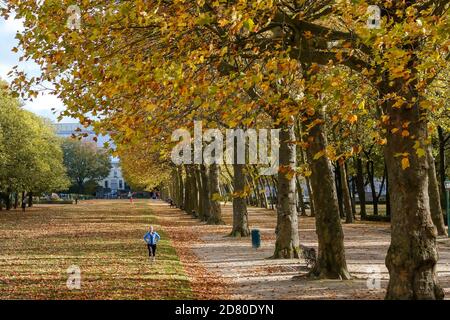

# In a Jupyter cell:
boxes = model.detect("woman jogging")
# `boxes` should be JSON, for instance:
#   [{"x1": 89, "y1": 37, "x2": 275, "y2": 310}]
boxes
[{"x1": 143, "y1": 226, "x2": 161, "y2": 262}]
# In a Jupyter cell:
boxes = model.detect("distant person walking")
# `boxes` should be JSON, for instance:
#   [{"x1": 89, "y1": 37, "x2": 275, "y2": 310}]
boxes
[
  {"x1": 144, "y1": 226, "x2": 161, "y2": 262},
  {"x1": 128, "y1": 191, "x2": 133, "y2": 203}
]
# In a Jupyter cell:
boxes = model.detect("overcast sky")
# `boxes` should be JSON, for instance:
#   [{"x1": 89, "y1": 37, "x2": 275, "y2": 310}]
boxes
[{"x1": 0, "y1": 14, "x2": 77, "y2": 123}]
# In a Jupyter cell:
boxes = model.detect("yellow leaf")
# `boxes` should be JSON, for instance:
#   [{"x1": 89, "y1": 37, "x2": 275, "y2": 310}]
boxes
[
  {"x1": 218, "y1": 19, "x2": 229, "y2": 27},
  {"x1": 401, "y1": 157, "x2": 410, "y2": 170},
  {"x1": 243, "y1": 18, "x2": 255, "y2": 31},
  {"x1": 392, "y1": 100, "x2": 404, "y2": 109},
  {"x1": 348, "y1": 114, "x2": 358, "y2": 124},
  {"x1": 416, "y1": 148, "x2": 426, "y2": 158},
  {"x1": 313, "y1": 150, "x2": 325, "y2": 160},
  {"x1": 211, "y1": 193, "x2": 221, "y2": 201},
  {"x1": 303, "y1": 170, "x2": 312, "y2": 177},
  {"x1": 381, "y1": 115, "x2": 390, "y2": 123},
  {"x1": 285, "y1": 170, "x2": 295, "y2": 180},
  {"x1": 420, "y1": 100, "x2": 432, "y2": 109}
]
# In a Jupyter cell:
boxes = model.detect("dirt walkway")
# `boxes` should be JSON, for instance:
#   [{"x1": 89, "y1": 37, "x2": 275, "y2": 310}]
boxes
[{"x1": 149, "y1": 200, "x2": 450, "y2": 300}]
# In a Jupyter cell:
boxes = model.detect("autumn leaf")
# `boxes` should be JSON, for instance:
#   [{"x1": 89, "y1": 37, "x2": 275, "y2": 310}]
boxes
[
  {"x1": 313, "y1": 150, "x2": 325, "y2": 160},
  {"x1": 401, "y1": 157, "x2": 410, "y2": 170},
  {"x1": 416, "y1": 148, "x2": 426, "y2": 158},
  {"x1": 243, "y1": 18, "x2": 255, "y2": 31},
  {"x1": 347, "y1": 114, "x2": 358, "y2": 124}
]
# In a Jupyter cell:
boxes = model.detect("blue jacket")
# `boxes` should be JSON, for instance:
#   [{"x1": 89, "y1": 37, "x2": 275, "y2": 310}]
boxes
[{"x1": 144, "y1": 231, "x2": 161, "y2": 245}]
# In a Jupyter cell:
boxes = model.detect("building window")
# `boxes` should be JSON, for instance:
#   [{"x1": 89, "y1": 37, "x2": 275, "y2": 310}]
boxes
[
  {"x1": 105, "y1": 181, "x2": 108, "y2": 189},
  {"x1": 119, "y1": 180, "x2": 123, "y2": 189},
  {"x1": 114, "y1": 170, "x2": 118, "y2": 178}
]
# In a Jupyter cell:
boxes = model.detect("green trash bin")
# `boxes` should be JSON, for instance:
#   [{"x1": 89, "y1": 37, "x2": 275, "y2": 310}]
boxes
[{"x1": 251, "y1": 229, "x2": 261, "y2": 249}]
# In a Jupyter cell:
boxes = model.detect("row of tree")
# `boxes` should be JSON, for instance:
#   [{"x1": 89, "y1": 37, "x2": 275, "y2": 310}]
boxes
[
  {"x1": 0, "y1": 80, "x2": 113, "y2": 208},
  {"x1": 0, "y1": 81, "x2": 69, "y2": 209},
  {"x1": 6, "y1": 0, "x2": 449, "y2": 299}
]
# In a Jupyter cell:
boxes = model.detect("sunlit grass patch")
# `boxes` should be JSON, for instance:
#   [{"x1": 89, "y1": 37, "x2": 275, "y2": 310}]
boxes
[{"x1": 0, "y1": 200, "x2": 192, "y2": 300}]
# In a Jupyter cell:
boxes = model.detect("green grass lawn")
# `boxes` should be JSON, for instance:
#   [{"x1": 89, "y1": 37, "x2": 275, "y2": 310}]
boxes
[{"x1": 0, "y1": 200, "x2": 192, "y2": 299}]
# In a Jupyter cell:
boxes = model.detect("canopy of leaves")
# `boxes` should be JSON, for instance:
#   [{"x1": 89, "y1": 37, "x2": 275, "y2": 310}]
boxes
[
  {"x1": 2, "y1": 1, "x2": 449, "y2": 181},
  {"x1": 0, "y1": 80, "x2": 70, "y2": 193}
]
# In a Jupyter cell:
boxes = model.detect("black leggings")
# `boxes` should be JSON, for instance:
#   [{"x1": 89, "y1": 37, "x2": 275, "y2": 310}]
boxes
[{"x1": 147, "y1": 244, "x2": 157, "y2": 257}]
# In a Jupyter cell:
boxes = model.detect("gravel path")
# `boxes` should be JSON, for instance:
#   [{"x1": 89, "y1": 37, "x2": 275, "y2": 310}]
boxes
[{"x1": 149, "y1": 200, "x2": 450, "y2": 300}]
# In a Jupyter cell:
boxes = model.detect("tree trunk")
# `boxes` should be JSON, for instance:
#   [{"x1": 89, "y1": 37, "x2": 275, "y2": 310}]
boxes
[
  {"x1": 305, "y1": 177, "x2": 315, "y2": 217},
  {"x1": 438, "y1": 126, "x2": 447, "y2": 215},
  {"x1": 377, "y1": 168, "x2": 386, "y2": 211},
  {"x1": 270, "y1": 176, "x2": 278, "y2": 206},
  {"x1": 191, "y1": 165, "x2": 199, "y2": 217},
  {"x1": 367, "y1": 160, "x2": 379, "y2": 216},
  {"x1": 385, "y1": 163, "x2": 391, "y2": 218},
  {"x1": 247, "y1": 174, "x2": 259, "y2": 207},
  {"x1": 251, "y1": 167, "x2": 266, "y2": 208},
  {"x1": 184, "y1": 165, "x2": 193, "y2": 215},
  {"x1": 194, "y1": 166, "x2": 204, "y2": 220},
  {"x1": 208, "y1": 163, "x2": 224, "y2": 225},
  {"x1": 5, "y1": 191, "x2": 11, "y2": 210},
  {"x1": 334, "y1": 164, "x2": 345, "y2": 219},
  {"x1": 200, "y1": 164, "x2": 211, "y2": 222},
  {"x1": 258, "y1": 174, "x2": 269, "y2": 209},
  {"x1": 264, "y1": 176, "x2": 275, "y2": 210},
  {"x1": 304, "y1": 111, "x2": 350, "y2": 279},
  {"x1": 178, "y1": 166, "x2": 184, "y2": 209},
  {"x1": 21, "y1": 191, "x2": 26, "y2": 212},
  {"x1": 383, "y1": 87, "x2": 443, "y2": 299},
  {"x1": 14, "y1": 193, "x2": 18, "y2": 209},
  {"x1": 427, "y1": 146, "x2": 447, "y2": 236},
  {"x1": 340, "y1": 161, "x2": 354, "y2": 223},
  {"x1": 171, "y1": 168, "x2": 177, "y2": 205},
  {"x1": 296, "y1": 176, "x2": 307, "y2": 216},
  {"x1": 293, "y1": 120, "x2": 308, "y2": 217},
  {"x1": 297, "y1": 119, "x2": 315, "y2": 217},
  {"x1": 230, "y1": 163, "x2": 250, "y2": 237},
  {"x1": 355, "y1": 157, "x2": 367, "y2": 220},
  {"x1": 28, "y1": 192, "x2": 33, "y2": 207},
  {"x1": 350, "y1": 175, "x2": 357, "y2": 216},
  {"x1": 273, "y1": 123, "x2": 300, "y2": 259},
  {"x1": 77, "y1": 180, "x2": 84, "y2": 194},
  {"x1": 172, "y1": 168, "x2": 179, "y2": 206}
]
